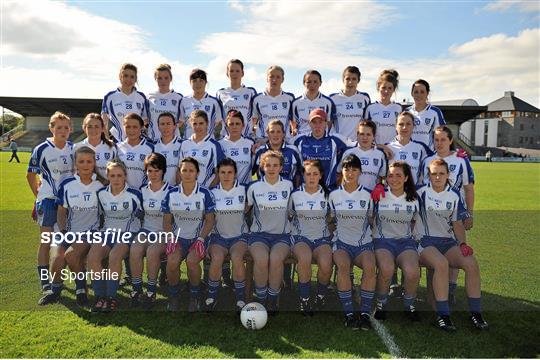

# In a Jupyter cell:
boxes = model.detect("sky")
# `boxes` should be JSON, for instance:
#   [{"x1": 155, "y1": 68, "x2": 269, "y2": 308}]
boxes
[{"x1": 1, "y1": 0, "x2": 539, "y2": 109}]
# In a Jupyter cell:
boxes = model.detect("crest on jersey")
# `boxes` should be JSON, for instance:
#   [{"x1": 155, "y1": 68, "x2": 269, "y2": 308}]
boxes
[
  {"x1": 412, "y1": 152, "x2": 419, "y2": 160},
  {"x1": 205, "y1": 105, "x2": 211, "y2": 112},
  {"x1": 320, "y1": 201, "x2": 326, "y2": 209},
  {"x1": 140, "y1": 154, "x2": 146, "y2": 161},
  {"x1": 105, "y1": 153, "x2": 111, "y2": 160},
  {"x1": 425, "y1": 117, "x2": 431, "y2": 125},
  {"x1": 282, "y1": 102, "x2": 287, "y2": 109},
  {"x1": 243, "y1": 94, "x2": 249, "y2": 100},
  {"x1": 449, "y1": 164, "x2": 456, "y2": 171},
  {"x1": 281, "y1": 191, "x2": 288, "y2": 199},
  {"x1": 406, "y1": 205, "x2": 413, "y2": 213},
  {"x1": 173, "y1": 150, "x2": 179, "y2": 157},
  {"x1": 360, "y1": 200, "x2": 366, "y2": 208},
  {"x1": 373, "y1": 159, "x2": 379, "y2": 166},
  {"x1": 238, "y1": 195, "x2": 245, "y2": 203},
  {"x1": 123, "y1": 201, "x2": 129, "y2": 209},
  {"x1": 202, "y1": 150, "x2": 208, "y2": 157},
  {"x1": 357, "y1": 102, "x2": 362, "y2": 108},
  {"x1": 137, "y1": 103, "x2": 142, "y2": 110},
  {"x1": 243, "y1": 147, "x2": 250, "y2": 154},
  {"x1": 171, "y1": 100, "x2": 177, "y2": 106},
  {"x1": 195, "y1": 201, "x2": 201, "y2": 210},
  {"x1": 446, "y1": 201, "x2": 452, "y2": 210}
]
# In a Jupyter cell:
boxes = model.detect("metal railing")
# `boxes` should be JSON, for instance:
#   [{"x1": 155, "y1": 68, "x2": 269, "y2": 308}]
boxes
[
  {"x1": 1, "y1": 125, "x2": 24, "y2": 143},
  {"x1": 458, "y1": 131, "x2": 473, "y2": 147}
]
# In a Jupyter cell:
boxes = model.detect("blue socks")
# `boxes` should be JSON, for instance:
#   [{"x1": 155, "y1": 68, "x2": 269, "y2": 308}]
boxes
[
  {"x1": 255, "y1": 286, "x2": 267, "y2": 303},
  {"x1": 189, "y1": 284, "x2": 200, "y2": 299},
  {"x1": 468, "y1": 297, "x2": 482, "y2": 313},
  {"x1": 132, "y1": 276, "x2": 143, "y2": 293},
  {"x1": 234, "y1": 280, "x2": 246, "y2": 302},
  {"x1": 168, "y1": 283, "x2": 180, "y2": 297},
  {"x1": 298, "y1": 281, "x2": 310, "y2": 299},
  {"x1": 268, "y1": 287, "x2": 281, "y2": 302},
  {"x1": 207, "y1": 279, "x2": 220, "y2": 300},
  {"x1": 403, "y1": 294, "x2": 416, "y2": 309},
  {"x1": 93, "y1": 279, "x2": 106, "y2": 297},
  {"x1": 147, "y1": 278, "x2": 157, "y2": 295},
  {"x1": 106, "y1": 280, "x2": 120, "y2": 299},
  {"x1": 338, "y1": 290, "x2": 354, "y2": 316},
  {"x1": 317, "y1": 281, "x2": 328, "y2": 298},
  {"x1": 449, "y1": 282, "x2": 457, "y2": 296},
  {"x1": 359, "y1": 290, "x2": 374, "y2": 314},
  {"x1": 436, "y1": 300, "x2": 450, "y2": 316}
]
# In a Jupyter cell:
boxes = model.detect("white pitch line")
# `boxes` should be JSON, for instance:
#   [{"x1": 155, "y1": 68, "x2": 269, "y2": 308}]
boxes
[{"x1": 371, "y1": 318, "x2": 402, "y2": 358}]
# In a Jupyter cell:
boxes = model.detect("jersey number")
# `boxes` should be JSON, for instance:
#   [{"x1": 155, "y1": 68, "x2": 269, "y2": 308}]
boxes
[{"x1": 268, "y1": 194, "x2": 277, "y2": 201}]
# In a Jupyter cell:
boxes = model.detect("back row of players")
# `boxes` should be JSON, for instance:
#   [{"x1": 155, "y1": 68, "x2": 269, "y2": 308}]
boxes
[{"x1": 27, "y1": 61, "x2": 486, "y2": 332}]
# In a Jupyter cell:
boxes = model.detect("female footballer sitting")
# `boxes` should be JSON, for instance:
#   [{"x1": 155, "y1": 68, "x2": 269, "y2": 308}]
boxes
[
  {"x1": 87, "y1": 160, "x2": 143, "y2": 313},
  {"x1": 417, "y1": 159, "x2": 488, "y2": 331},
  {"x1": 329, "y1": 154, "x2": 377, "y2": 331},
  {"x1": 162, "y1": 157, "x2": 216, "y2": 312}
]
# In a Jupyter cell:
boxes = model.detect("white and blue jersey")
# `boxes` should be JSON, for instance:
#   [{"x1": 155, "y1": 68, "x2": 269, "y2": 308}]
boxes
[
  {"x1": 179, "y1": 93, "x2": 223, "y2": 139},
  {"x1": 97, "y1": 185, "x2": 143, "y2": 233},
  {"x1": 421, "y1": 152, "x2": 475, "y2": 194},
  {"x1": 28, "y1": 139, "x2": 74, "y2": 201},
  {"x1": 387, "y1": 139, "x2": 432, "y2": 184},
  {"x1": 161, "y1": 183, "x2": 215, "y2": 239},
  {"x1": 252, "y1": 91, "x2": 295, "y2": 139},
  {"x1": 294, "y1": 134, "x2": 348, "y2": 187},
  {"x1": 57, "y1": 174, "x2": 102, "y2": 232},
  {"x1": 338, "y1": 146, "x2": 387, "y2": 190},
  {"x1": 330, "y1": 90, "x2": 371, "y2": 142},
  {"x1": 153, "y1": 136, "x2": 183, "y2": 185},
  {"x1": 147, "y1": 90, "x2": 183, "y2": 141},
  {"x1": 216, "y1": 85, "x2": 257, "y2": 138},
  {"x1": 253, "y1": 143, "x2": 301, "y2": 182},
  {"x1": 373, "y1": 190, "x2": 420, "y2": 240},
  {"x1": 365, "y1": 101, "x2": 401, "y2": 145},
  {"x1": 101, "y1": 87, "x2": 149, "y2": 141},
  {"x1": 329, "y1": 185, "x2": 373, "y2": 247},
  {"x1": 73, "y1": 139, "x2": 117, "y2": 179},
  {"x1": 417, "y1": 183, "x2": 466, "y2": 241},
  {"x1": 211, "y1": 181, "x2": 247, "y2": 239},
  {"x1": 292, "y1": 92, "x2": 336, "y2": 137},
  {"x1": 117, "y1": 138, "x2": 154, "y2": 189},
  {"x1": 406, "y1": 104, "x2": 446, "y2": 150},
  {"x1": 179, "y1": 134, "x2": 225, "y2": 187},
  {"x1": 218, "y1": 136, "x2": 254, "y2": 185},
  {"x1": 289, "y1": 185, "x2": 330, "y2": 240},
  {"x1": 247, "y1": 176, "x2": 293, "y2": 234},
  {"x1": 140, "y1": 182, "x2": 173, "y2": 232}
]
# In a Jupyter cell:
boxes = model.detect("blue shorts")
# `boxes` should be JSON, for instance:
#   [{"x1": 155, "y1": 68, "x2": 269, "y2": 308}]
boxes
[
  {"x1": 333, "y1": 240, "x2": 374, "y2": 260},
  {"x1": 292, "y1": 235, "x2": 332, "y2": 251},
  {"x1": 374, "y1": 237, "x2": 418, "y2": 258},
  {"x1": 102, "y1": 231, "x2": 138, "y2": 248},
  {"x1": 419, "y1": 236, "x2": 458, "y2": 255},
  {"x1": 36, "y1": 198, "x2": 57, "y2": 227},
  {"x1": 209, "y1": 234, "x2": 247, "y2": 250},
  {"x1": 248, "y1": 232, "x2": 290, "y2": 248}
]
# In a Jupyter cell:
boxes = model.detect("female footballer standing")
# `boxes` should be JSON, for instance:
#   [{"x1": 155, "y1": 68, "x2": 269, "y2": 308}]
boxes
[
  {"x1": 405, "y1": 79, "x2": 446, "y2": 151},
  {"x1": 247, "y1": 151, "x2": 293, "y2": 315},
  {"x1": 365, "y1": 69, "x2": 402, "y2": 146},
  {"x1": 216, "y1": 59, "x2": 258, "y2": 138},
  {"x1": 292, "y1": 69, "x2": 336, "y2": 137},
  {"x1": 251, "y1": 65, "x2": 295, "y2": 141},
  {"x1": 101, "y1": 63, "x2": 149, "y2": 142},
  {"x1": 219, "y1": 110, "x2": 255, "y2": 185},
  {"x1": 27, "y1": 112, "x2": 74, "y2": 295},
  {"x1": 329, "y1": 154, "x2": 377, "y2": 330},
  {"x1": 88, "y1": 160, "x2": 143, "y2": 312},
  {"x1": 289, "y1": 159, "x2": 333, "y2": 315},
  {"x1": 117, "y1": 113, "x2": 155, "y2": 189},
  {"x1": 253, "y1": 120, "x2": 302, "y2": 184},
  {"x1": 330, "y1": 66, "x2": 371, "y2": 143},
  {"x1": 152, "y1": 112, "x2": 183, "y2": 185},
  {"x1": 203, "y1": 158, "x2": 249, "y2": 313},
  {"x1": 73, "y1": 113, "x2": 117, "y2": 179},
  {"x1": 372, "y1": 161, "x2": 421, "y2": 322},
  {"x1": 179, "y1": 69, "x2": 223, "y2": 139},
  {"x1": 179, "y1": 110, "x2": 225, "y2": 187},
  {"x1": 386, "y1": 111, "x2": 432, "y2": 184},
  {"x1": 417, "y1": 159, "x2": 488, "y2": 331},
  {"x1": 38, "y1": 146, "x2": 104, "y2": 306},
  {"x1": 129, "y1": 153, "x2": 173, "y2": 309},
  {"x1": 147, "y1": 64, "x2": 183, "y2": 142},
  {"x1": 162, "y1": 157, "x2": 216, "y2": 312}
]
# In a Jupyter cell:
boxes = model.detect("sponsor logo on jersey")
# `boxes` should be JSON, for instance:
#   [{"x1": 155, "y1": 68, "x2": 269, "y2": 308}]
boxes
[{"x1": 446, "y1": 201, "x2": 452, "y2": 210}]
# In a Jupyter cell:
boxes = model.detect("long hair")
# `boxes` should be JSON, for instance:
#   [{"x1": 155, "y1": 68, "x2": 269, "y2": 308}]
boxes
[
  {"x1": 303, "y1": 159, "x2": 328, "y2": 195},
  {"x1": 75, "y1": 146, "x2": 107, "y2": 185},
  {"x1": 388, "y1": 161, "x2": 417, "y2": 201},
  {"x1": 83, "y1": 113, "x2": 114, "y2": 147}
]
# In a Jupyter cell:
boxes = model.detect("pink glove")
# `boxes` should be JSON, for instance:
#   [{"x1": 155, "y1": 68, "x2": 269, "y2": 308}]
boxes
[
  {"x1": 189, "y1": 238, "x2": 206, "y2": 259},
  {"x1": 460, "y1": 243, "x2": 474, "y2": 257},
  {"x1": 31, "y1": 202, "x2": 37, "y2": 222},
  {"x1": 166, "y1": 241, "x2": 180, "y2": 256},
  {"x1": 456, "y1": 148, "x2": 468, "y2": 159},
  {"x1": 371, "y1": 184, "x2": 385, "y2": 202}
]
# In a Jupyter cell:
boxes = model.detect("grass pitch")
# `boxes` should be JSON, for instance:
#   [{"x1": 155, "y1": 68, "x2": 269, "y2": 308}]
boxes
[{"x1": 1, "y1": 152, "x2": 539, "y2": 358}]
